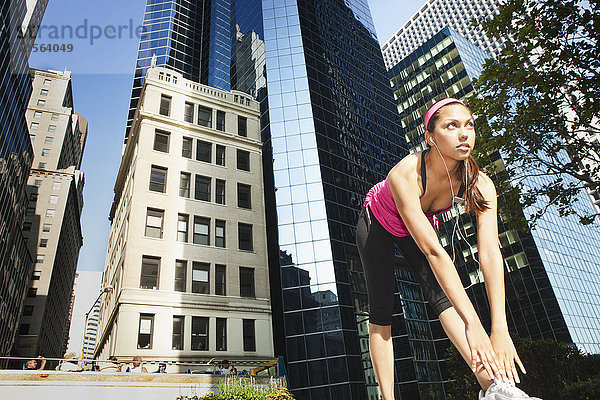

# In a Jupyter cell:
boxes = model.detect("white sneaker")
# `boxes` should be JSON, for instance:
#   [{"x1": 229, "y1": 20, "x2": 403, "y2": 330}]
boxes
[{"x1": 478, "y1": 379, "x2": 543, "y2": 399}]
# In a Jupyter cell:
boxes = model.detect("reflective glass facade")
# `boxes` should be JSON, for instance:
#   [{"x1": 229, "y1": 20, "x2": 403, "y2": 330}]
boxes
[
  {"x1": 0, "y1": 0, "x2": 47, "y2": 358},
  {"x1": 255, "y1": 0, "x2": 408, "y2": 398},
  {"x1": 126, "y1": 0, "x2": 232, "y2": 142},
  {"x1": 388, "y1": 27, "x2": 600, "y2": 397}
]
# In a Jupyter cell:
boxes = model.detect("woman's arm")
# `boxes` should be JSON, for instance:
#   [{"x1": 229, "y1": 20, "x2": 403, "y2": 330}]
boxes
[
  {"x1": 475, "y1": 173, "x2": 506, "y2": 331},
  {"x1": 387, "y1": 159, "x2": 500, "y2": 376},
  {"x1": 476, "y1": 173, "x2": 525, "y2": 383}
]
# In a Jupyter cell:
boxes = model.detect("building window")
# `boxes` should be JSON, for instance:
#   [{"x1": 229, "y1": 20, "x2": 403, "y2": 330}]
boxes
[
  {"x1": 239, "y1": 267, "x2": 255, "y2": 298},
  {"x1": 46, "y1": 209, "x2": 55, "y2": 218},
  {"x1": 49, "y1": 195, "x2": 58, "y2": 204},
  {"x1": 237, "y1": 149, "x2": 250, "y2": 171},
  {"x1": 196, "y1": 140, "x2": 211, "y2": 163},
  {"x1": 26, "y1": 207, "x2": 35, "y2": 216},
  {"x1": 39, "y1": 239, "x2": 48, "y2": 248},
  {"x1": 215, "y1": 220, "x2": 225, "y2": 248},
  {"x1": 216, "y1": 110, "x2": 225, "y2": 131},
  {"x1": 215, "y1": 264, "x2": 226, "y2": 296},
  {"x1": 153, "y1": 130, "x2": 170, "y2": 152},
  {"x1": 198, "y1": 106, "x2": 212, "y2": 128},
  {"x1": 33, "y1": 111, "x2": 42, "y2": 118},
  {"x1": 51, "y1": 113, "x2": 59, "y2": 121},
  {"x1": 179, "y1": 172, "x2": 191, "y2": 198},
  {"x1": 216, "y1": 145, "x2": 225, "y2": 166},
  {"x1": 19, "y1": 324, "x2": 30, "y2": 335},
  {"x1": 215, "y1": 179, "x2": 226, "y2": 205},
  {"x1": 159, "y1": 94, "x2": 171, "y2": 116},
  {"x1": 30, "y1": 193, "x2": 38, "y2": 202},
  {"x1": 43, "y1": 78, "x2": 51, "y2": 86},
  {"x1": 191, "y1": 316, "x2": 209, "y2": 351},
  {"x1": 177, "y1": 214, "x2": 189, "y2": 242},
  {"x1": 149, "y1": 165, "x2": 167, "y2": 192},
  {"x1": 30, "y1": 134, "x2": 36, "y2": 142},
  {"x1": 194, "y1": 175, "x2": 211, "y2": 201},
  {"x1": 145, "y1": 208, "x2": 164, "y2": 238},
  {"x1": 182, "y1": 137, "x2": 193, "y2": 158},
  {"x1": 172, "y1": 316, "x2": 184, "y2": 350},
  {"x1": 41, "y1": 148, "x2": 50, "y2": 157},
  {"x1": 48, "y1": 125, "x2": 56, "y2": 132},
  {"x1": 243, "y1": 319, "x2": 256, "y2": 352},
  {"x1": 138, "y1": 314, "x2": 154, "y2": 349},
  {"x1": 52, "y1": 181, "x2": 61, "y2": 190},
  {"x1": 192, "y1": 262, "x2": 210, "y2": 294},
  {"x1": 238, "y1": 116, "x2": 247, "y2": 137},
  {"x1": 30, "y1": 122, "x2": 39, "y2": 130},
  {"x1": 42, "y1": 223, "x2": 51, "y2": 232},
  {"x1": 38, "y1": 162, "x2": 46, "y2": 169},
  {"x1": 140, "y1": 256, "x2": 160, "y2": 289},
  {"x1": 32, "y1": 270, "x2": 42, "y2": 280},
  {"x1": 237, "y1": 183, "x2": 251, "y2": 209},
  {"x1": 23, "y1": 222, "x2": 32, "y2": 231},
  {"x1": 184, "y1": 102, "x2": 194, "y2": 123},
  {"x1": 36, "y1": 253, "x2": 45, "y2": 263},
  {"x1": 193, "y1": 216, "x2": 210, "y2": 245},
  {"x1": 175, "y1": 260, "x2": 187, "y2": 292},
  {"x1": 23, "y1": 305, "x2": 34, "y2": 316},
  {"x1": 45, "y1": 136, "x2": 53, "y2": 144},
  {"x1": 37, "y1": 99, "x2": 45, "y2": 106},
  {"x1": 216, "y1": 318, "x2": 227, "y2": 351},
  {"x1": 28, "y1": 288, "x2": 37, "y2": 298},
  {"x1": 40, "y1": 88, "x2": 49, "y2": 96},
  {"x1": 238, "y1": 223, "x2": 253, "y2": 251},
  {"x1": 34, "y1": 179, "x2": 42, "y2": 187}
]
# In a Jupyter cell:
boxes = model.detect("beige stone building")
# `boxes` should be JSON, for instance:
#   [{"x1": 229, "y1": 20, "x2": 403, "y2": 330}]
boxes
[
  {"x1": 17, "y1": 69, "x2": 86, "y2": 358},
  {"x1": 95, "y1": 66, "x2": 273, "y2": 368}
]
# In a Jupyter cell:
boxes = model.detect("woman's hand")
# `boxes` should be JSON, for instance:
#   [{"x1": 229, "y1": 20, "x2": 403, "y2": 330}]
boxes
[
  {"x1": 491, "y1": 329, "x2": 526, "y2": 384},
  {"x1": 465, "y1": 321, "x2": 502, "y2": 380}
]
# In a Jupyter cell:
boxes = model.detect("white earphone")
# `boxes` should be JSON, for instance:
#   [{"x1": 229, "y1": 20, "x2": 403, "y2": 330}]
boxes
[{"x1": 428, "y1": 136, "x2": 479, "y2": 289}]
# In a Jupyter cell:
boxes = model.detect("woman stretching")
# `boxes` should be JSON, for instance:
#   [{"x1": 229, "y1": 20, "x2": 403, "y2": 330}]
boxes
[{"x1": 356, "y1": 98, "x2": 541, "y2": 400}]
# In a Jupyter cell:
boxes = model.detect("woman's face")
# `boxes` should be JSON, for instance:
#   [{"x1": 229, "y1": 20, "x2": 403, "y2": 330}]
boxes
[{"x1": 428, "y1": 103, "x2": 475, "y2": 160}]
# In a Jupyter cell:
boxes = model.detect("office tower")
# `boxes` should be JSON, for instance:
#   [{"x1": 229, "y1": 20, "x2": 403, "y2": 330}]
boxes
[
  {"x1": 387, "y1": 27, "x2": 600, "y2": 397},
  {"x1": 82, "y1": 300, "x2": 100, "y2": 360},
  {"x1": 381, "y1": 0, "x2": 503, "y2": 69},
  {"x1": 124, "y1": 0, "x2": 232, "y2": 143},
  {"x1": 0, "y1": 0, "x2": 48, "y2": 358},
  {"x1": 96, "y1": 66, "x2": 274, "y2": 367},
  {"x1": 16, "y1": 69, "x2": 87, "y2": 359}
]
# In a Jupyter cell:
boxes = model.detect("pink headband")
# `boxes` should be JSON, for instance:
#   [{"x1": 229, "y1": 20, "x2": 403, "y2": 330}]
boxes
[{"x1": 424, "y1": 98, "x2": 465, "y2": 131}]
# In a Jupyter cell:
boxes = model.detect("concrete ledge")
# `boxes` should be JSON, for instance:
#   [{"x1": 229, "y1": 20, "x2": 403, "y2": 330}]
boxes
[{"x1": 0, "y1": 370, "x2": 283, "y2": 400}]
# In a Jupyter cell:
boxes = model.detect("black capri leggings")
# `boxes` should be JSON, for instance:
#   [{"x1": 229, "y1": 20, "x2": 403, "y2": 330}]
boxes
[{"x1": 355, "y1": 205, "x2": 452, "y2": 326}]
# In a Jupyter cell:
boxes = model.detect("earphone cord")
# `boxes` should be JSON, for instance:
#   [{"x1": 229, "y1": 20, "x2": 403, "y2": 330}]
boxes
[{"x1": 430, "y1": 142, "x2": 480, "y2": 290}]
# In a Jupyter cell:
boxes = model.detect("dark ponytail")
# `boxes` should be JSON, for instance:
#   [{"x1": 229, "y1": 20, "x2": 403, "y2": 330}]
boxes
[{"x1": 427, "y1": 102, "x2": 490, "y2": 214}]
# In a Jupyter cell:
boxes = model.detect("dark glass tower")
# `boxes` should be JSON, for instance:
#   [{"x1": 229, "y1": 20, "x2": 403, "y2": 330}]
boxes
[
  {"x1": 125, "y1": 0, "x2": 232, "y2": 142},
  {"x1": 249, "y1": 1, "x2": 408, "y2": 399},
  {"x1": 0, "y1": 0, "x2": 48, "y2": 358},
  {"x1": 388, "y1": 27, "x2": 600, "y2": 397}
]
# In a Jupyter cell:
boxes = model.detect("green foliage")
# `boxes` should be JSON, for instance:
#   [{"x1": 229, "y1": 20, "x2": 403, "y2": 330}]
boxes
[
  {"x1": 177, "y1": 377, "x2": 295, "y2": 400},
  {"x1": 468, "y1": 0, "x2": 600, "y2": 227},
  {"x1": 446, "y1": 335, "x2": 600, "y2": 400}
]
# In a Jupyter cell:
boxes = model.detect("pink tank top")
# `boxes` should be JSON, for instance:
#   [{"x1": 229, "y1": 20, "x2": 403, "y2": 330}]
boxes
[{"x1": 364, "y1": 179, "x2": 449, "y2": 237}]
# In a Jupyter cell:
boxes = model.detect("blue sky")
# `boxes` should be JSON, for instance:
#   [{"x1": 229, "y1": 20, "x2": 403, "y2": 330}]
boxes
[{"x1": 29, "y1": 0, "x2": 422, "y2": 273}]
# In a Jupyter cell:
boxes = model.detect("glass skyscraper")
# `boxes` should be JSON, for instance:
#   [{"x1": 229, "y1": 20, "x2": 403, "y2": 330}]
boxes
[
  {"x1": 387, "y1": 27, "x2": 600, "y2": 397},
  {"x1": 125, "y1": 0, "x2": 233, "y2": 142},
  {"x1": 256, "y1": 1, "x2": 406, "y2": 398},
  {"x1": 0, "y1": 0, "x2": 48, "y2": 358}
]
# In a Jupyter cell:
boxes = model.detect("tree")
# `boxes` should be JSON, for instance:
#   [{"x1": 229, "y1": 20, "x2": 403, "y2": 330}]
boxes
[
  {"x1": 446, "y1": 335, "x2": 600, "y2": 400},
  {"x1": 468, "y1": 0, "x2": 600, "y2": 227}
]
